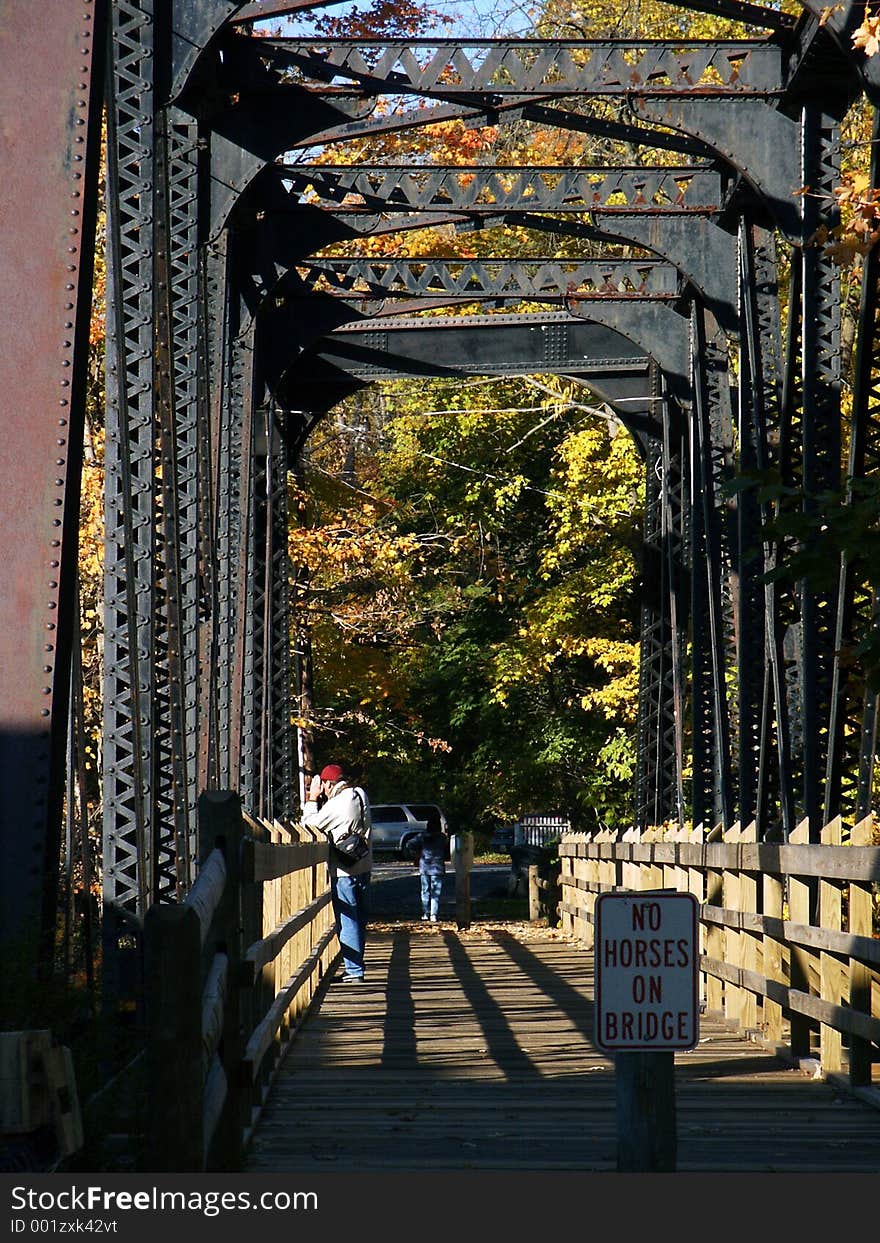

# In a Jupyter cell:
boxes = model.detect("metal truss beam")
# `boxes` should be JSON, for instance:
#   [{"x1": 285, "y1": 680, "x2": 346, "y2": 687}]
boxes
[
  {"x1": 630, "y1": 97, "x2": 803, "y2": 240},
  {"x1": 635, "y1": 370, "x2": 688, "y2": 829},
  {"x1": 564, "y1": 299, "x2": 692, "y2": 402},
  {"x1": 0, "y1": 1, "x2": 107, "y2": 978},
  {"x1": 276, "y1": 307, "x2": 659, "y2": 401},
  {"x1": 279, "y1": 164, "x2": 726, "y2": 216},
  {"x1": 689, "y1": 305, "x2": 734, "y2": 831},
  {"x1": 655, "y1": 0, "x2": 795, "y2": 30},
  {"x1": 298, "y1": 311, "x2": 651, "y2": 381},
  {"x1": 267, "y1": 37, "x2": 785, "y2": 96},
  {"x1": 797, "y1": 3, "x2": 880, "y2": 99},
  {"x1": 286, "y1": 257, "x2": 682, "y2": 303}
]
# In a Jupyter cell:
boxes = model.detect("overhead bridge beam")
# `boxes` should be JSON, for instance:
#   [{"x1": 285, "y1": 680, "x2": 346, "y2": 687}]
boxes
[
  {"x1": 267, "y1": 37, "x2": 785, "y2": 96},
  {"x1": 287, "y1": 312, "x2": 667, "y2": 451},
  {"x1": 278, "y1": 164, "x2": 726, "y2": 215},
  {"x1": 288, "y1": 258, "x2": 682, "y2": 302},
  {"x1": 306, "y1": 312, "x2": 653, "y2": 381}
]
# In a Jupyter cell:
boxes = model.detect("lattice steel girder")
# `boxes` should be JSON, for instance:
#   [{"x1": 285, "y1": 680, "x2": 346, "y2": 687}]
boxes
[
  {"x1": 630, "y1": 97, "x2": 803, "y2": 240},
  {"x1": 738, "y1": 220, "x2": 793, "y2": 835},
  {"x1": 104, "y1": 0, "x2": 162, "y2": 921},
  {"x1": 287, "y1": 258, "x2": 682, "y2": 302},
  {"x1": 800, "y1": 103, "x2": 843, "y2": 838},
  {"x1": 267, "y1": 37, "x2": 785, "y2": 96},
  {"x1": 279, "y1": 164, "x2": 726, "y2": 215},
  {"x1": 210, "y1": 104, "x2": 716, "y2": 237},
  {"x1": 207, "y1": 33, "x2": 720, "y2": 236},
  {"x1": 232, "y1": 182, "x2": 612, "y2": 324},
  {"x1": 0, "y1": 1, "x2": 106, "y2": 973},
  {"x1": 690, "y1": 305, "x2": 734, "y2": 830},
  {"x1": 827, "y1": 107, "x2": 880, "y2": 822}
]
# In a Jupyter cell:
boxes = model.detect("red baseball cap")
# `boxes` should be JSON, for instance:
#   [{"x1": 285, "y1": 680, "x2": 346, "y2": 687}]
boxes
[{"x1": 320, "y1": 763, "x2": 344, "y2": 783}]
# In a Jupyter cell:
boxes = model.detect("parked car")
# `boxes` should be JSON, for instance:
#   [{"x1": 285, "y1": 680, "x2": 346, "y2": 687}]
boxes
[
  {"x1": 369, "y1": 802, "x2": 448, "y2": 859},
  {"x1": 489, "y1": 824, "x2": 515, "y2": 852}
]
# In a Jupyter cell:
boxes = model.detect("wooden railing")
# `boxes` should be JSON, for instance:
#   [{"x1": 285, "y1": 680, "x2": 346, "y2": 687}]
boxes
[
  {"x1": 143, "y1": 790, "x2": 338, "y2": 1171},
  {"x1": 559, "y1": 816, "x2": 880, "y2": 1103}
]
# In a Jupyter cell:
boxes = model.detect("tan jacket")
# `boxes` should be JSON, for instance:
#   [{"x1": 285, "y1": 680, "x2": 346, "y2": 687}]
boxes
[{"x1": 302, "y1": 781, "x2": 373, "y2": 876}]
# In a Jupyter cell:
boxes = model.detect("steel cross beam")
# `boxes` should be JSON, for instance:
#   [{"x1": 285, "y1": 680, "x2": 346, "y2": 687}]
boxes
[
  {"x1": 286, "y1": 258, "x2": 682, "y2": 303},
  {"x1": 268, "y1": 37, "x2": 785, "y2": 96},
  {"x1": 279, "y1": 163, "x2": 726, "y2": 216},
  {"x1": 206, "y1": 31, "x2": 737, "y2": 235},
  {"x1": 282, "y1": 311, "x2": 662, "y2": 451},
  {"x1": 300, "y1": 311, "x2": 652, "y2": 379},
  {"x1": 654, "y1": 0, "x2": 795, "y2": 29}
]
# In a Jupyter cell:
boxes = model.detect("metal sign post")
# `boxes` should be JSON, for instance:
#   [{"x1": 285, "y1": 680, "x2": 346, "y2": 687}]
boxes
[{"x1": 594, "y1": 891, "x2": 700, "y2": 1171}]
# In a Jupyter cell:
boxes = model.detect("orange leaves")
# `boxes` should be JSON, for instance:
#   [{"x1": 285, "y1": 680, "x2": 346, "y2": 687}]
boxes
[
  {"x1": 418, "y1": 119, "x2": 499, "y2": 165},
  {"x1": 824, "y1": 172, "x2": 880, "y2": 264},
  {"x1": 852, "y1": 6, "x2": 880, "y2": 56},
  {"x1": 795, "y1": 171, "x2": 880, "y2": 266}
]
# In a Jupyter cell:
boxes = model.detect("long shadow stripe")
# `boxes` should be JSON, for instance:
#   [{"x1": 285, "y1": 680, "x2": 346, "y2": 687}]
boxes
[
  {"x1": 381, "y1": 927, "x2": 418, "y2": 1069},
  {"x1": 440, "y1": 930, "x2": 542, "y2": 1081},
  {"x1": 487, "y1": 929, "x2": 596, "y2": 1036}
]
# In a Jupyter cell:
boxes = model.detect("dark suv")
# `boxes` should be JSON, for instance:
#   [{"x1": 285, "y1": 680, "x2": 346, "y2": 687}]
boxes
[{"x1": 369, "y1": 803, "x2": 448, "y2": 858}]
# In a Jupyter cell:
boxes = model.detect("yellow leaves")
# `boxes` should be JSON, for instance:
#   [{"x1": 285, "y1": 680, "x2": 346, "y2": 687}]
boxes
[
  {"x1": 852, "y1": 6, "x2": 880, "y2": 56},
  {"x1": 834, "y1": 170, "x2": 872, "y2": 205},
  {"x1": 819, "y1": 172, "x2": 880, "y2": 266},
  {"x1": 819, "y1": 4, "x2": 844, "y2": 26}
]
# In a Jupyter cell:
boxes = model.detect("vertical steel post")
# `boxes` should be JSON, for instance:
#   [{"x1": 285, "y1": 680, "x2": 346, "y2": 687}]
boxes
[
  {"x1": 799, "y1": 103, "x2": 842, "y2": 840},
  {"x1": 691, "y1": 305, "x2": 733, "y2": 830},
  {"x1": 0, "y1": 2, "x2": 106, "y2": 981},
  {"x1": 826, "y1": 107, "x2": 880, "y2": 825}
]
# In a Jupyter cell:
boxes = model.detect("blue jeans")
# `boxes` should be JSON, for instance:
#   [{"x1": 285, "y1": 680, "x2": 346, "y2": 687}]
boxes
[
  {"x1": 420, "y1": 873, "x2": 442, "y2": 918},
  {"x1": 332, "y1": 871, "x2": 370, "y2": 978}
]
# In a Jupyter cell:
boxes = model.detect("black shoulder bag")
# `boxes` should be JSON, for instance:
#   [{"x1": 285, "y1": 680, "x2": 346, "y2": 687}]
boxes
[{"x1": 332, "y1": 789, "x2": 370, "y2": 866}]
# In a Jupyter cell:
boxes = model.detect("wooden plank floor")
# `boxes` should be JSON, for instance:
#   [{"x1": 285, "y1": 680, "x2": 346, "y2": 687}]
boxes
[{"x1": 244, "y1": 922, "x2": 880, "y2": 1173}]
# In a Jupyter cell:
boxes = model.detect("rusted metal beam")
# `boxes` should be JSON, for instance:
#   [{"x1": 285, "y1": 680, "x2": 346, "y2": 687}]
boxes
[{"x1": 0, "y1": 1, "x2": 107, "y2": 978}]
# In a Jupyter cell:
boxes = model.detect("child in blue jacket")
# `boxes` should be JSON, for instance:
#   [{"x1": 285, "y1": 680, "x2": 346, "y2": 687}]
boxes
[{"x1": 416, "y1": 818, "x2": 449, "y2": 922}]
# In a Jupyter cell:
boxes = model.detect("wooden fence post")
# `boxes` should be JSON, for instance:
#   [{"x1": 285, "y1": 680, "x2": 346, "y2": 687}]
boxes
[
  {"x1": 788, "y1": 818, "x2": 814, "y2": 1060},
  {"x1": 528, "y1": 863, "x2": 541, "y2": 921},
  {"x1": 544, "y1": 859, "x2": 561, "y2": 927},
  {"x1": 819, "y1": 815, "x2": 844, "y2": 1074},
  {"x1": 144, "y1": 903, "x2": 204, "y2": 1171},
  {"x1": 615, "y1": 1051, "x2": 677, "y2": 1172},
  {"x1": 454, "y1": 831, "x2": 473, "y2": 929},
  {"x1": 761, "y1": 845, "x2": 784, "y2": 1047},
  {"x1": 199, "y1": 790, "x2": 244, "y2": 1171},
  {"x1": 848, "y1": 815, "x2": 874, "y2": 1087}
]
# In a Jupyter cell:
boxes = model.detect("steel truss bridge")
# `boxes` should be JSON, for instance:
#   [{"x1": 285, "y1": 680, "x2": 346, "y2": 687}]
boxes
[{"x1": 2, "y1": 0, "x2": 880, "y2": 1004}]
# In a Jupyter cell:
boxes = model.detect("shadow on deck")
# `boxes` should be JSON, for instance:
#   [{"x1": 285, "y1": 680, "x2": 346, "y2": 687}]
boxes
[{"x1": 244, "y1": 922, "x2": 880, "y2": 1174}]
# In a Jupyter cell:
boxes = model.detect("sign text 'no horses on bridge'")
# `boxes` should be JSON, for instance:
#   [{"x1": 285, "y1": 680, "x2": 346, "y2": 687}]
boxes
[{"x1": 595, "y1": 891, "x2": 700, "y2": 1053}]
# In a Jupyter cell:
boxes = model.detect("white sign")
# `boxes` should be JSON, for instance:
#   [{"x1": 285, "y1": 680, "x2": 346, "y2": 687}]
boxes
[{"x1": 594, "y1": 891, "x2": 699, "y2": 1053}]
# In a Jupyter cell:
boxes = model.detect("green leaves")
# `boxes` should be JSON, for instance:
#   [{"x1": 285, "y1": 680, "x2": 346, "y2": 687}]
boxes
[{"x1": 296, "y1": 371, "x2": 643, "y2": 832}]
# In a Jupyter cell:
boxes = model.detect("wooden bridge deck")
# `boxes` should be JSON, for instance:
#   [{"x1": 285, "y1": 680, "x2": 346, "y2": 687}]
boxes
[{"x1": 244, "y1": 922, "x2": 880, "y2": 1174}]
